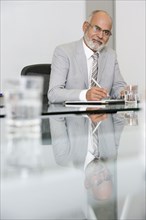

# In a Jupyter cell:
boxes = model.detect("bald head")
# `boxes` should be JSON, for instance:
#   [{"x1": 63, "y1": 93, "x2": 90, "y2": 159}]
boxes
[{"x1": 88, "y1": 10, "x2": 113, "y2": 30}]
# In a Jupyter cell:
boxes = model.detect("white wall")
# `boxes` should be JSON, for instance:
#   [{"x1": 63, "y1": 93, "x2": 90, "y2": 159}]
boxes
[
  {"x1": 1, "y1": 0, "x2": 145, "y2": 100},
  {"x1": 115, "y1": 0, "x2": 145, "y2": 100},
  {"x1": 1, "y1": 0, "x2": 85, "y2": 91}
]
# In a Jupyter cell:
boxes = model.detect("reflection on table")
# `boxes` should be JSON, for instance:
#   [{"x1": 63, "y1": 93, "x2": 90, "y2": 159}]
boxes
[{"x1": 1, "y1": 107, "x2": 145, "y2": 219}]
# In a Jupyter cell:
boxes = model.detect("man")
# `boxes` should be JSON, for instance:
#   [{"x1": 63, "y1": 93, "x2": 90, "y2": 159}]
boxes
[{"x1": 48, "y1": 10, "x2": 126, "y2": 103}]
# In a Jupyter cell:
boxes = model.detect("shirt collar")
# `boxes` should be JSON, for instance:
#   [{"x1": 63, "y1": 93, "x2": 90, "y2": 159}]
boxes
[
  {"x1": 82, "y1": 39, "x2": 106, "y2": 60},
  {"x1": 82, "y1": 40, "x2": 94, "y2": 60}
]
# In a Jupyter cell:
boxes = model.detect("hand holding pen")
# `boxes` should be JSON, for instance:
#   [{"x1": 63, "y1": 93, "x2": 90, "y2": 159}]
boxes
[{"x1": 86, "y1": 80, "x2": 110, "y2": 101}]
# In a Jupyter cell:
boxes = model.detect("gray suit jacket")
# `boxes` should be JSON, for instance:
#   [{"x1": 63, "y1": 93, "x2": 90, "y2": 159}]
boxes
[{"x1": 48, "y1": 39, "x2": 126, "y2": 103}]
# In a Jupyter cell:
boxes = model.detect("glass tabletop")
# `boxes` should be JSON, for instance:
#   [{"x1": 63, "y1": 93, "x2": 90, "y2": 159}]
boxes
[
  {"x1": 42, "y1": 101, "x2": 140, "y2": 116},
  {"x1": 1, "y1": 103, "x2": 145, "y2": 219}
]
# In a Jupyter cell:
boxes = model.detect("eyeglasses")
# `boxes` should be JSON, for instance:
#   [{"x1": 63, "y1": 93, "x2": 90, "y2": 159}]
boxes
[{"x1": 87, "y1": 22, "x2": 112, "y2": 37}]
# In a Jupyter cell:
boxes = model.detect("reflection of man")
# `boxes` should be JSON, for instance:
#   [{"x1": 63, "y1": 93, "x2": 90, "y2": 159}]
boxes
[
  {"x1": 83, "y1": 113, "x2": 125, "y2": 202},
  {"x1": 50, "y1": 113, "x2": 125, "y2": 220},
  {"x1": 50, "y1": 113, "x2": 125, "y2": 168}
]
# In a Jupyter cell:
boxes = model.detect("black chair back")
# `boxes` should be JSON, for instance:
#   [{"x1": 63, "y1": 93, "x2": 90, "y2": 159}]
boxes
[{"x1": 21, "y1": 64, "x2": 51, "y2": 96}]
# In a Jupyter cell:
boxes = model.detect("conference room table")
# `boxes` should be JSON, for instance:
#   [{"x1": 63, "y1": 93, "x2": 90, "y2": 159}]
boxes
[{"x1": 1, "y1": 100, "x2": 145, "y2": 219}]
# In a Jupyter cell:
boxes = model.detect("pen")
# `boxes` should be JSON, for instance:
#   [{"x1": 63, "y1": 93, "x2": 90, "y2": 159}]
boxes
[
  {"x1": 92, "y1": 78, "x2": 102, "y2": 88},
  {"x1": 92, "y1": 78, "x2": 111, "y2": 98}
]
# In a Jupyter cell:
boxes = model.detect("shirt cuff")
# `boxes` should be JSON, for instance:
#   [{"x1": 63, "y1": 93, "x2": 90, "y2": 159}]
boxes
[{"x1": 79, "y1": 89, "x2": 88, "y2": 101}]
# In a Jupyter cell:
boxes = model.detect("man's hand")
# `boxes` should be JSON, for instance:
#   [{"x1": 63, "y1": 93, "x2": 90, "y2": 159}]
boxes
[
  {"x1": 88, "y1": 112, "x2": 108, "y2": 123},
  {"x1": 86, "y1": 87, "x2": 108, "y2": 101},
  {"x1": 120, "y1": 90, "x2": 125, "y2": 99}
]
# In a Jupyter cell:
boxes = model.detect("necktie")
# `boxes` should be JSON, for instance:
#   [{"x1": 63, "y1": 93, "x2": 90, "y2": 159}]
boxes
[{"x1": 90, "y1": 53, "x2": 99, "y2": 87}]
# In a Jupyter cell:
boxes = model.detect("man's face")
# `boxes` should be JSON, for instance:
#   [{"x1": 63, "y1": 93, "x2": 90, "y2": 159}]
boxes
[
  {"x1": 85, "y1": 160, "x2": 113, "y2": 200},
  {"x1": 83, "y1": 12, "x2": 112, "y2": 52}
]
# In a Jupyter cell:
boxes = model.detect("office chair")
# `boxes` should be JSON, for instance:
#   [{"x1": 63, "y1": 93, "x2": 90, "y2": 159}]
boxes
[{"x1": 21, "y1": 63, "x2": 51, "y2": 97}]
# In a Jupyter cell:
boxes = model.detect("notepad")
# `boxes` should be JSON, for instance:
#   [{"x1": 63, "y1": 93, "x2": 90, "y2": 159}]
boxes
[{"x1": 65, "y1": 99, "x2": 125, "y2": 106}]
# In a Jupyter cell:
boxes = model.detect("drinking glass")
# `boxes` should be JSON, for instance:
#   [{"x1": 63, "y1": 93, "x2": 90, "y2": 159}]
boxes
[{"x1": 5, "y1": 76, "x2": 44, "y2": 128}]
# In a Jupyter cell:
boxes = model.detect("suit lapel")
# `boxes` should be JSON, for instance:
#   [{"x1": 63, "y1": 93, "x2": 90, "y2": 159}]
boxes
[
  {"x1": 74, "y1": 40, "x2": 108, "y2": 88},
  {"x1": 75, "y1": 39, "x2": 89, "y2": 88},
  {"x1": 98, "y1": 48, "x2": 106, "y2": 83}
]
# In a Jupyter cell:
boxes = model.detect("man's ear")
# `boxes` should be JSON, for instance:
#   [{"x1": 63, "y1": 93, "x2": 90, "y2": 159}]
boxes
[{"x1": 82, "y1": 21, "x2": 88, "y2": 33}]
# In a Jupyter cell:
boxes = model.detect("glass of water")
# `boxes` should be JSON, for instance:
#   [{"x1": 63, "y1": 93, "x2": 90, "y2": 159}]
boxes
[
  {"x1": 124, "y1": 85, "x2": 138, "y2": 106},
  {"x1": 5, "y1": 76, "x2": 44, "y2": 128}
]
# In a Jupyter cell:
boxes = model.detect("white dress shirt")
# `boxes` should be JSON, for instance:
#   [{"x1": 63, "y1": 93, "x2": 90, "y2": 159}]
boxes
[{"x1": 79, "y1": 40, "x2": 101, "y2": 101}]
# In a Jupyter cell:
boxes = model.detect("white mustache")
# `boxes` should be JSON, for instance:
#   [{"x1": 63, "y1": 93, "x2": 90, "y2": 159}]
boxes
[{"x1": 84, "y1": 34, "x2": 105, "y2": 51}]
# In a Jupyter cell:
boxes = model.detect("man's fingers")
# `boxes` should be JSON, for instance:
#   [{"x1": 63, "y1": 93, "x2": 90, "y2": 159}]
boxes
[{"x1": 86, "y1": 87, "x2": 108, "y2": 101}]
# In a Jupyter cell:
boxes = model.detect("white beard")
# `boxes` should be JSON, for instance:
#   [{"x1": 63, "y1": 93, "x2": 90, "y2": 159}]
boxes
[{"x1": 84, "y1": 34, "x2": 105, "y2": 52}]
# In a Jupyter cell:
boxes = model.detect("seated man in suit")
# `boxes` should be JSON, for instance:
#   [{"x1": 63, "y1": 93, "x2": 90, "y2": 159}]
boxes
[{"x1": 48, "y1": 10, "x2": 126, "y2": 103}]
